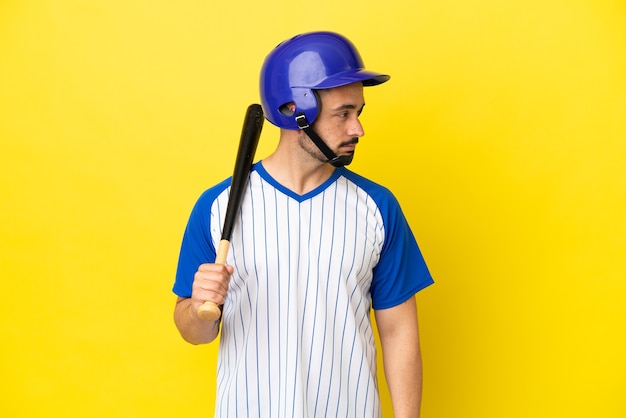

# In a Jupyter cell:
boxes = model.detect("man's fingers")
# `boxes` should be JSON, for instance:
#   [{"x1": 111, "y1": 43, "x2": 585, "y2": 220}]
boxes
[
  {"x1": 197, "y1": 263, "x2": 231, "y2": 273},
  {"x1": 192, "y1": 263, "x2": 233, "y2": 305}
]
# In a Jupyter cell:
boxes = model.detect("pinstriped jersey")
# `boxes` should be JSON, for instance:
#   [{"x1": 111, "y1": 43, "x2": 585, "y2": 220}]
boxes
[{"x1": 173, "y1": 162, "x2": 433, "y2": 418}]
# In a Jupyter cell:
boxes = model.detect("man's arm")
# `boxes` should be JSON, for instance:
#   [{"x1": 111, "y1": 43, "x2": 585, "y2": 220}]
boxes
[
  {"x1": 374, "y1": 296, "x2": 423, "y2": 418},
  {"x1": 173, "y1": 263, "x2": 233, "y2": 344},
  {"x1": 174, "y1": 296, "x2": 220, "y2": 344}
]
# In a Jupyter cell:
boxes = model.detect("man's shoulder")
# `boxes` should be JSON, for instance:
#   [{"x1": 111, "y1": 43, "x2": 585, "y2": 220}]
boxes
[
  {"x1": 340, "y1": 168, "x2": 396, "y2": 202},
  {"x1": 193, "y1": 177, "x2": 232, "y2": 208}
]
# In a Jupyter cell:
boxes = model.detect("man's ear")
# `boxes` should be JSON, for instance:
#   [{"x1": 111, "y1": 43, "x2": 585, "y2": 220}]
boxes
[{"x1": 279, "y1": 102, "x2": 296, "y2": 116}]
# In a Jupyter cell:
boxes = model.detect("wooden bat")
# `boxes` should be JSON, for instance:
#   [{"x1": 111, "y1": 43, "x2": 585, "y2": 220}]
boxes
[{"x1": 196, "y1": 103, "x2": 264, "y2": 321}]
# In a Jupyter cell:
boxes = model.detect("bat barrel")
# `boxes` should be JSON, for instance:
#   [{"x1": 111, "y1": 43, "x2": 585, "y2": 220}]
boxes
[
  {"x1": 221, "y1": 103, "x2": 263, "y2": 240},
  {"x1": 197, "y1": 104, "x2": 264, "y2": 322}
]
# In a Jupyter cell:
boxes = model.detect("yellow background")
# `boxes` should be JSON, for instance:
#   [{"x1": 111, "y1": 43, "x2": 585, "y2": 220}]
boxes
[{"x1": 1, "y1": 1, "x2": 625, "y2": 417}]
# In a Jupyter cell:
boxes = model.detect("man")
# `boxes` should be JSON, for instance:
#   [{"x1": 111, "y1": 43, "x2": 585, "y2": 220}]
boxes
[{"x1": 173, "y1": 31, "x2": 433, "y2": 417}]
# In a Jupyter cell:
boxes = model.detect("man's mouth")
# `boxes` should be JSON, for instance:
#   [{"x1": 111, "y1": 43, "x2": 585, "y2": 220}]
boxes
[{"x1": 339, "y1": 138, "x2": 359, "y2": 151}]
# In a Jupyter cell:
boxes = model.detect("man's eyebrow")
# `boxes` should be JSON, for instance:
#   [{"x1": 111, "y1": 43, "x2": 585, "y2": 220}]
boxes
[{"x1": 331, "y1": 103, "x2": 366, "y2": 111}]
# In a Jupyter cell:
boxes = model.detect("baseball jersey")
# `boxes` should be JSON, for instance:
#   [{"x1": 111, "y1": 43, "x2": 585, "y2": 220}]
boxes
[{"x1": 173, "y1": 162, "x2": 433, "y2": 418}]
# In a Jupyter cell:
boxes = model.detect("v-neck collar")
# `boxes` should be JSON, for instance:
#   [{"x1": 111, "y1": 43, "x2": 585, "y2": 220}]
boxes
[{"x1": 254, "y1": 161, "x2": 345, "y2": 203}]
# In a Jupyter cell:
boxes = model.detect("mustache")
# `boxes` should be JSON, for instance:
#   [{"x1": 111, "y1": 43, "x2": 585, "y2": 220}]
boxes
[{"x1": 340, "y1": 137, "x2": 359, "y2": 147}]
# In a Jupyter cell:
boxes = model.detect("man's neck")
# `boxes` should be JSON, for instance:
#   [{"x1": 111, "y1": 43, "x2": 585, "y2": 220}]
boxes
[{"x1": 261, "y1": 148, "x2": 335, "y2": 196}]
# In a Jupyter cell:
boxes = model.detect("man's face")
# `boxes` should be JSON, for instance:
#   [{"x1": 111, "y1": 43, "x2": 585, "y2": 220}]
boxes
[{"x1": 298, "y1": 82, "x2": 366, "y2": 164}]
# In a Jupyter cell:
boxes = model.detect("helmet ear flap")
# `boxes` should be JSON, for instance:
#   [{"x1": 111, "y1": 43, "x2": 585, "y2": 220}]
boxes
[
  {"x1": 290, "y1": 87, "x2": 319, "y2": 127},
  {"x1": 279, "y1": 90, "x2": 322, "y2": 117}
]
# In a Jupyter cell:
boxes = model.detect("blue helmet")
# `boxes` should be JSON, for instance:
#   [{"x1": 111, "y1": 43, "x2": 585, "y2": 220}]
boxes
[{"x1": 260, "y1": 31, "x2": 390, "y2": 130}]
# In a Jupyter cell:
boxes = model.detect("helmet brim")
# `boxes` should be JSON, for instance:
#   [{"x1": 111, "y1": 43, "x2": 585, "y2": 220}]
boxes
[{"x1": 296, "y1": 70, "x2": 390, "y2": 90}]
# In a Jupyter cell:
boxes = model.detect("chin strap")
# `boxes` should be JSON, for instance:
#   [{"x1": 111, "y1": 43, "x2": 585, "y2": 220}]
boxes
[{"x1": 295, "y1": 113, "x2": 353, "y2": 167}]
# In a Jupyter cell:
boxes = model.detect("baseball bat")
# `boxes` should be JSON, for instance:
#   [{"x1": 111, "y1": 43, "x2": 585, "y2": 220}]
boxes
[{"x1": 196, "y1": 103, "x2": 264, "y2": 322}]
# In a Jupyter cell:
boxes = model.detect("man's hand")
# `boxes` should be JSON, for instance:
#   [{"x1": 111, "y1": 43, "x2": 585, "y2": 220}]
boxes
[{"x1": 191, "y1": 263, "x2": 234, "y2": 312}]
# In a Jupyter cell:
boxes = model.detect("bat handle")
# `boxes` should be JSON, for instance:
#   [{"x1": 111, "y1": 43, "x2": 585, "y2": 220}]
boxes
[
  {"x1": 196, "y1": 240, "x2": 230, "y2": 322},
  {"x1": 196, "y1": 301, "x2": 221, "y2": 322}
]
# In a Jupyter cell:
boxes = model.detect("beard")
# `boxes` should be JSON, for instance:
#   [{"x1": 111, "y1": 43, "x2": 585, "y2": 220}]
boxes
[
  {"x1": 297, "y1": 130, "x2": 329, "y2": 163},
  {"x1": 297, "y1": 131, "x2": 358, "y2": 164}
]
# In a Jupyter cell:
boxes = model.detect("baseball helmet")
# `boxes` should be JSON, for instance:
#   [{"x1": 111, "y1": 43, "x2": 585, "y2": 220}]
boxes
[{"x1": 260, "y1": 31, "x2": 390, "y2": 130}]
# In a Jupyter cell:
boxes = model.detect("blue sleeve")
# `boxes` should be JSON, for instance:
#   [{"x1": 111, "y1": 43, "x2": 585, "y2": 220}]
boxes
[
  {"x1": 370, "y1": 189, "x2": 434, "y2": 310},
  {"x1": 172, "y1": 180, "x2": 229, "y2": 298}
]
